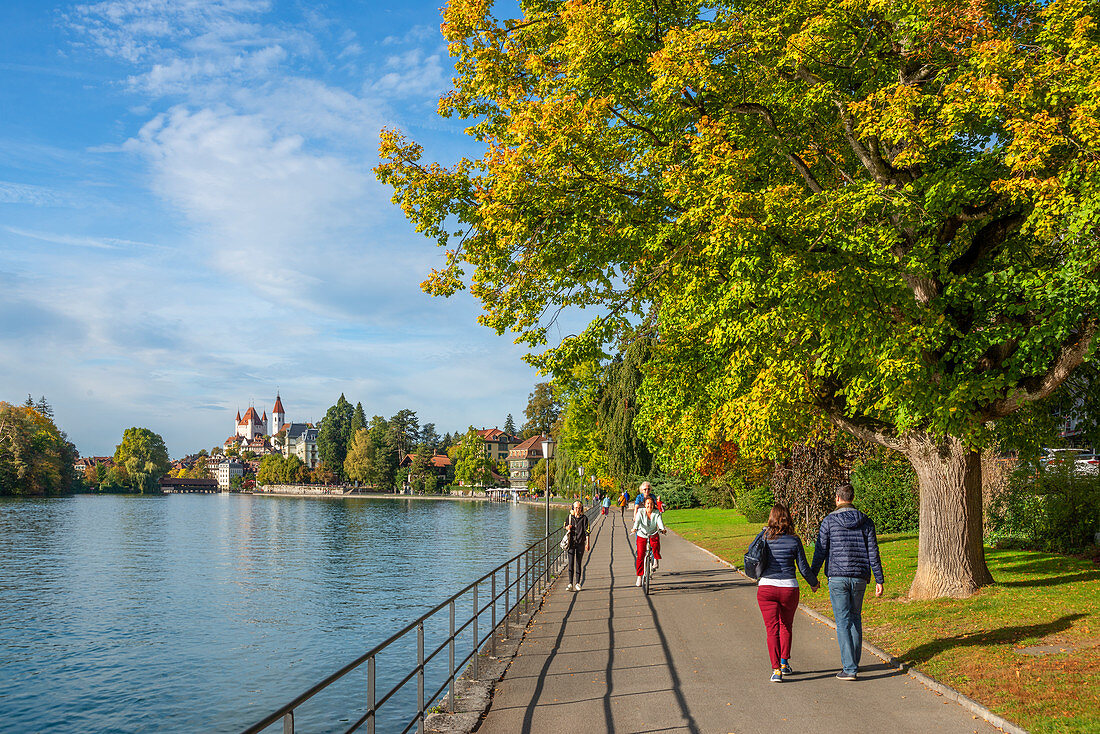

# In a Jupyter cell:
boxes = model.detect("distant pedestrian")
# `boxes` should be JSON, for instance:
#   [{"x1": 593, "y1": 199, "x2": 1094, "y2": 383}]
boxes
[
  {"x1": 633, "y1": 481, "x2": 654, "y2": 521},
  {"x1": 618, "y1": 488, "x2": 630, "y2": 517},
  {"x1": 809, "y1": 482, "x2": 885, "y2": 681},
  {"x1": 631, "y1": 495, "x2": 666, "y2": 585},
  {"x1": 564, "y1": 501, "x2": 590, "y2": 591},
  {"x1": 756, "y1": 504, "x2": 818, "y2": 683},
  {"x1": 601, "y1": 494, "x2": 611, "y2": 515},
  {"x1": 656, "y1": 495, "x2": 664, "y2": 513}
]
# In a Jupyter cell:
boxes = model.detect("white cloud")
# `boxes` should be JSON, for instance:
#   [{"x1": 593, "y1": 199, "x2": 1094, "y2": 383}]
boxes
[
  {"x1": 368, "y1": 48, "x2": 449, "y2": 99},
  {"x1": 5, "y1": 225, "x2": 162, "y2": 250},
  {"x1": 0, "y1": 181, "x2": 65, "y2": 206}
]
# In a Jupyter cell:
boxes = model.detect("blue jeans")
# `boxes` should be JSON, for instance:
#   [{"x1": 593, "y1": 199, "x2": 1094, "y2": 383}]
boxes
[{"x1": 828, "y1": 577, "x2": 868, "y2": 674}]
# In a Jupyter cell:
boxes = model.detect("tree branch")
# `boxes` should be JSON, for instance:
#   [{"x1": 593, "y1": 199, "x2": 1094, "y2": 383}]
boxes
[
  {"x1": 729, "y1": 103, "x2": 825, "y2": 193},
  {"x1": 981, "y1": 320, "x2": 1100, "y2": 420},
  {"x1": 947, "y1": 213, "x2": 1026, "y2": 275}
]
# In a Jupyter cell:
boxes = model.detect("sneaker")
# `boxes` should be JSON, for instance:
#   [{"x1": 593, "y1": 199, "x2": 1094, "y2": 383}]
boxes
[
  {"x1": 780, "y1": 662, "x2": 793, "y2": 675},
  {"x1": 574, "y1": 585, "x2": 581, "y2": 592},
  {"x1": 652, "y1": 558, "x2": 660, "y2": 571},
  {"x1": 636, "y1": 576, "x2": 642, "y2": 586},
  {"x1": 565, "y1": 583, "x2": 573, "y2": 591},
  {"x1": 770, "y1": 670, "x2": 782, "y2": 683},
  {"x1": 836, "y1": 672, "x2": 857, "y2": 681}
]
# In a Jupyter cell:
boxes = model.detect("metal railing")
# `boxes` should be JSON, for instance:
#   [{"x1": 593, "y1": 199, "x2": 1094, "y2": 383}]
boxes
[{"x1": 243, "y1": 505, "x2": 598, "y2": 734}]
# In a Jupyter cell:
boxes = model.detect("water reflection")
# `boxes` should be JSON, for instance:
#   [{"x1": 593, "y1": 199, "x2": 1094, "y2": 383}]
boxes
[{"x1": 0, "y1": 494, "x2": 567, "y2": 733}]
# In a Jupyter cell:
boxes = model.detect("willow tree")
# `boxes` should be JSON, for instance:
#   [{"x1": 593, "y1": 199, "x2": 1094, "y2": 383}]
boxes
[{"x1": 378, "y1": 0, "x2": 1100, "y2": 598}]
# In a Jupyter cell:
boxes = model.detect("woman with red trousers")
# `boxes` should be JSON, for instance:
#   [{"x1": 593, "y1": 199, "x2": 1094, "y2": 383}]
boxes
[
  {"x1": 631, "y1": 495, "x2": 666, "y2": 586},
  {"x1": 756, "y1": 504, "x2": 818, "y2": 682}
]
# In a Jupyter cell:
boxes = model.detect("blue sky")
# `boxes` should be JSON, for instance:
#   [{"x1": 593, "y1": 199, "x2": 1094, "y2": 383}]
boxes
[{"x1": 0, "y1": 0, "x2": 553, "y2": 457}]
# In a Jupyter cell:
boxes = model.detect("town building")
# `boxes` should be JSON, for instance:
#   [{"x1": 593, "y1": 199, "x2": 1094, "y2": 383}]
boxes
[
  {"x1": 477, "y1": 428, "x2": 520, "y2": 463},
  {"x1": 508, "y1": 435, "x2": 546, "y2": 490},
  {"x1": 273, "y1": 422, "x2": 319, "y2": 468},
  {"x1": 398, "y1": 452, "x2": 455, "y2": 481},
  {"x1": 216, "y1": 459, "x2": 245, "y2": 489}
]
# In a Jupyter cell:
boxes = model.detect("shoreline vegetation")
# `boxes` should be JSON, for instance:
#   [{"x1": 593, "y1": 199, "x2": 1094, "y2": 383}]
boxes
[{"x1": 665, "y1": 507, "x2": 1100, "y2": 734}]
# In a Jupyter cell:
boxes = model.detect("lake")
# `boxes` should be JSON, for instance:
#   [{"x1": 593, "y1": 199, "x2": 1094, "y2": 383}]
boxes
[{"x1": 0, "y1": 494, "x2": 568, "y2": 733}]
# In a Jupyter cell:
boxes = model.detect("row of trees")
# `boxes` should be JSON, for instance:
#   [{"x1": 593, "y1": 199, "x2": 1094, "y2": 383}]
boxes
[
  {"x1": 0, "y1": 398, "x2": 78, "y2": 495},
  {"x1": 379, "y1": 0, "x2": 1100, "y2": 599}
]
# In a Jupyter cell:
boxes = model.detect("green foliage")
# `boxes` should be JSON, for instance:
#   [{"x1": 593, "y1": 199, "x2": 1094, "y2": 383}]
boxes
[
  {"x1": 257, "y1": 454, "x2": 308, "y2": 485},
  {"x1": 522, "y1": 382, "x2": 561, "y2": 438},
  {"x1": 349, "y1": 402, "x2": 367, "y2": 446},
  {"x1": 0, "y1": 401, "x2": 79, "y2": 495},
  {"x1": 599, "y1": 341, "x2": 653, "y2": 484},
  {"x1": 503, "y1": 414, "x2": 516, "y2": 435},
  {"x1": 646, "y1": 476, "x2": 701, "y2": 510},
  {"x1": 850, "y1": 459, "x2": 920, "y2": 534},
  {"x1": 388, "y1": 409, "x2": 420, "y2": 457},
  {"x1": 113, "y1": 426, "x2": 170, "y2": 494},
  {"x1": 344, "y1": 428, "x2": 372, "y2": 484},
  {"x1": 732, "y1": 479, "x2": 775, "y2": 524},
  {"x1": 317, "y1": 394, "x2": 354, "y2": 480},
  {"x1": 453, "y1": 427, "x2": 494, "y2": 486},
  {"x1": 987, "y1": 464, "x2": 1100, "y2": 553}
]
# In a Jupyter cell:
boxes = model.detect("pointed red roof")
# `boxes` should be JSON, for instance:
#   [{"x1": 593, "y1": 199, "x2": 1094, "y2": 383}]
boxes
[
  {"x1": 262, "y1": 411, "x2": 267, "y2": 420},
  {"x1": 236, "y1": 410, "x2": 241, "y2": 421},
  {"x1": 240, "y1": 406, "x2": 263, "y2": 425},
  {"x1": 272, "y1": 394, "x2": 285, "y2": 414}
]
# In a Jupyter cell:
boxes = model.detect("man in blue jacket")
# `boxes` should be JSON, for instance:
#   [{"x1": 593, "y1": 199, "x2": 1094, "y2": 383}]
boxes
[{"x1": 810, "y1": 482, "x2": 885, "y2": 681}]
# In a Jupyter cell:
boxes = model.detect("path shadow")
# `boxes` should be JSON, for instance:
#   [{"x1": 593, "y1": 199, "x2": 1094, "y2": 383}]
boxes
[
  {"x1": 520, "y1": 592, "x2": 579, "y2": 732},
  {"x1": 644, "y1": 592, "x2": 702, "y2": 733},
  {"x1": 790, "y1": 662, "x2": 905, "y2": 682},
  {"x1": 898, "y1": 614, "x2": 1087, "y2": 664}
]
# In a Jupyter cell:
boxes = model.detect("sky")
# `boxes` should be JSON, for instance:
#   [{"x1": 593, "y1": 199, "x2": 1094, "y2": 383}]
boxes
[{"x1": 0, "y1": 0, "x2": 553, "y2": 457}]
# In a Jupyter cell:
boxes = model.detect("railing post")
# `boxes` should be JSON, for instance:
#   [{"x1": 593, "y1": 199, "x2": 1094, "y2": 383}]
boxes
[
  {"x1": 417, "y1": 622, "x2": 425, "y2": 734},
  {"x1": 283, "y1": 711, "x2": 293, "y2": 734},
  {"x1": 449, "y1": 600, "x2": 456, "y2": 713},
  {"x1": 472, "y1": 582, "x2": 480, "y2": 679},
  {"x1": 367, "y1": 656, "x2": 375, "y2": 734},
  {"x1": 504, "y1": 562, "x2": 510, "y2": 639},
  {"x1": 490, "y1": 572, "x2": 497, "y2": 657}
]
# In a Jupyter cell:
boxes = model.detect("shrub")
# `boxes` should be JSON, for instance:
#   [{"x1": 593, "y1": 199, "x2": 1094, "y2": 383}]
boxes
[
  {"x1": 647, "y1": 476, "x2": 700, "y2": 510},
  {"x1": 850, "y1": 459, "x2": 919, "y2": 534},
  {"x1": 732, "y1": 478, "x2": 774, "y2": 523},
  {"x1": 987, "y1": 464, "x2": 1100, "y2": 553}
]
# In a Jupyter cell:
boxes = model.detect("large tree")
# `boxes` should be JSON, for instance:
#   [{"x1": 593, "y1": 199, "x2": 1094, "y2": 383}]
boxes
[
  {"x1": 379, "y1": 0, "x2": 1100, "y2": 598},
  {"x1": 114, "y1": 427, "x2": 170, "y2": 494},
  {"x1": 318, "y1": 394, "x2": 354, "y2": 481},
  {"x1": 0, "y1": 401, "x2": 78, "y2": 495},
  {"x1": 522, "y1": 382, "x2": 562, "y2": 438}
]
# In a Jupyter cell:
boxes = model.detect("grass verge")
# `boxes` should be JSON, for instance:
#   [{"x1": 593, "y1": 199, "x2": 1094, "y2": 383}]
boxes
[{"x1": 664, "y1": 507, "x2": 1100, "y2": 734}]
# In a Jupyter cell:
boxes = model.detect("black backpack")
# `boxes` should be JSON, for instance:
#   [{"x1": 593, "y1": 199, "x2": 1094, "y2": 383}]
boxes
[{"x1": 743, "y1": 529, "x2": 770, "y2": 580}]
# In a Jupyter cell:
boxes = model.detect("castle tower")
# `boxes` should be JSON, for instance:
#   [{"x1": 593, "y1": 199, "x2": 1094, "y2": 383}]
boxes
[{"x1": 271, "y1": 393, "x2": 286, "y2": 435}]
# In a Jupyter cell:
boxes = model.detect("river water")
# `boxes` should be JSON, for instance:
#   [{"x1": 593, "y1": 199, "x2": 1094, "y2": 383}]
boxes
[{"x1": 0, "y1": 494, "x2": 568, "y2": 733}]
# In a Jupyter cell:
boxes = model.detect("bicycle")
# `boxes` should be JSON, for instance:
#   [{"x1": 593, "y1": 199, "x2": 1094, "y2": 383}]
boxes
[{"x1": 641, "y1": 540, "x2": 655, "y2": 595}]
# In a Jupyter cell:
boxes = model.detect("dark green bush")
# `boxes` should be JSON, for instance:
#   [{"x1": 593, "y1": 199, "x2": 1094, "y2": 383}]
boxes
[
  {"x1": 695, "y1": 482, "x2": 737, "y2": 509},
  {"x1": 987, "y1": 464, "x2": 1100, "y2": 552},
  {"x1": 732, "y1": 478, "x2": 774, "y2": 523},
  {"x1": 850, "y1": 460, "x2": 919, "y2": 533},
  {"x1": 646, "y1": 476, "x2": 700, "y2": 510}
]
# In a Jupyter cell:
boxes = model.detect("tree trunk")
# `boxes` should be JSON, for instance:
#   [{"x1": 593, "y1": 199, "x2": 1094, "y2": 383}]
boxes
[{"x1": 905, "y1": 434, "x2": 994, "y2": 599}]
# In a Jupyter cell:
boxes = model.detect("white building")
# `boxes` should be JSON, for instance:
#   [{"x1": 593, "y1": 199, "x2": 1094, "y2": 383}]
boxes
[
  {"x1": 217, "y1": 459, "x2": 245, "y2": 489},
  {"x1": 275, "y1": 423, "x2": 319, "y2": 468}
]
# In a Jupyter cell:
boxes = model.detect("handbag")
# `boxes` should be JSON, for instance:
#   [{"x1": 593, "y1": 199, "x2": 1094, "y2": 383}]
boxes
[
  {"x1": 560, "y1": 518, "x2": 572, "y2": 551},
  {"x1": 743, "y1": 528, "x2": 770, "y2": 580}
]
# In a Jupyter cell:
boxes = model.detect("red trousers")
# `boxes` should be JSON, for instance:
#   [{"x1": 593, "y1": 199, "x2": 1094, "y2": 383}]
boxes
[
  {"x1": 756, "y1": 585, "x2": 800, "y2": 669},
  {"x1": 635, "y1": 534, "x2": 661, "y2": 576}
]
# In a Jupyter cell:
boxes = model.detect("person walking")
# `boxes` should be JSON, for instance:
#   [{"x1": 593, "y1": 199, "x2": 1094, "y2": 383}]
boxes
[
  {"x1": 618, "y1": 488, "x2": 630, "y2": 517},
  {"x1": 564, "y1": 501, "x2": 590, "y2": 591},
  {"x1": 756, "y1": 504, "x2": 818, "y2": 683},
  {"x1": 633, "y1": 481, "x2": 654, "y2": 521},
  {"x1": 809, "y1": 482, "x2": 885, "y2": 681},
  {"x1": 601, "y1": 493, "x2": 611, "y2": 516},
  {"x1": 631, "y1": 495, "x2": 666, "y2": 585}
]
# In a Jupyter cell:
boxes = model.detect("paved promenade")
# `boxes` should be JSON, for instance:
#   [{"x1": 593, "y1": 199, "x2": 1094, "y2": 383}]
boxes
[{"x1": 477, "y1": 511, "x2": 1002, "y2": 734}]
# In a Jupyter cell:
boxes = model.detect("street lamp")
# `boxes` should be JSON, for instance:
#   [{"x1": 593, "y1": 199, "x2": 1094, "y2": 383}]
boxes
[{"x1": 541, "y1": 435, "x2": 557, "y2": 582}]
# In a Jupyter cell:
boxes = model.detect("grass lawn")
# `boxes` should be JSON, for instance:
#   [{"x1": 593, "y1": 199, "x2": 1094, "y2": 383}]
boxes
[{"x1": 664, "y1": 507, "x2": 1100, "y2": 734}]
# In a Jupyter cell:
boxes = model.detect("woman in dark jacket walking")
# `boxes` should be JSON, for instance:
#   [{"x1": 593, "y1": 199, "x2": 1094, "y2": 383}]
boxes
[
  {"x1": 564, "y1": 501, "x2": 590, "y2": 591},
  {"x1": 756, "y1": 504, "x2": 818, "y2": 682}
]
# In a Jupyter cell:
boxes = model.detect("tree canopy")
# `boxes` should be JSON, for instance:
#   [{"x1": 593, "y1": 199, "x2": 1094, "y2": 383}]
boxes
[
  {"x1": 379, "y1": 0, "x2": 1100, "y2": 599},
  {"x1": 0, "y1": 401, "x2": 78, "y2": 495},
  {"x1": 114, "y1": 427, "x2": 170, "y2": 494}
]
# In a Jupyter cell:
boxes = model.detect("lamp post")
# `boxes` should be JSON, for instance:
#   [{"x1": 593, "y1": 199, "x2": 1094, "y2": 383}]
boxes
[{"x1": 541, "y1": 435, "x2": 557, "y2": 582}]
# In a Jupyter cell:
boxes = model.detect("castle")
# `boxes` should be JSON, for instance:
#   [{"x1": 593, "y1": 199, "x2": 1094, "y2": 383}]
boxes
[{"x1": 223, "y1": 394, "x2": 318, "y2": 467}]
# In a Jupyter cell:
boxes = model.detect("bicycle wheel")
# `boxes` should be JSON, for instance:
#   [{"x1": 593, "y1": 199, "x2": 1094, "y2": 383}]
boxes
[{"x1": 643, "y1": 549, "x2": 652, "y2": 595}]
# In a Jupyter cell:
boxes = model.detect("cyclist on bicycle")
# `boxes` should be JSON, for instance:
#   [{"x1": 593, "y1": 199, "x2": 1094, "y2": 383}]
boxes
[{"x1": 631, "y1": 495, "x2": 666, "y2": 586}]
